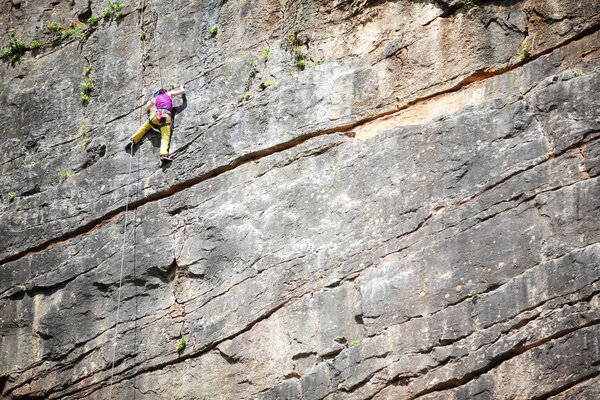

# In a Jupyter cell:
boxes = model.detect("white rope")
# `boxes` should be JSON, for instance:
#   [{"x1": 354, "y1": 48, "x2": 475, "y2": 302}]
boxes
[
  {"x1": 108, "y1": 144, "x2": 133, "y2": 399},
  {"x1": 151, "y1": 3, "x2": 164, "y2": 89},
  {"x1": 108, "y1": 1, "x2": 148, "y2": 397}
]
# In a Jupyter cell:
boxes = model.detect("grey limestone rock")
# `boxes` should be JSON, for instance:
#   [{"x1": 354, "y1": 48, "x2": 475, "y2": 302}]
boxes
[{"x1": 1, "y1": 0, "x2": 599, "y2": 399}]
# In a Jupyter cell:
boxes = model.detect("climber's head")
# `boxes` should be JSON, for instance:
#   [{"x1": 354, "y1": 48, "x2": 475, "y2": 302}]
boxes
[{"x1": 153, "y1": 88, "x2": 167, "y2": 97}]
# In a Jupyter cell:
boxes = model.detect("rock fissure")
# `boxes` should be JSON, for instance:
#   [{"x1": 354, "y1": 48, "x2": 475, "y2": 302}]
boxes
[
  {"x1": 530, "y1": 370, "x2": 600, "y2": 400},
  {"x1": 0, "y1": 129, "x2": 349, "y2": 267},
  {"x1": 412, "y1": 322, "x2": 600, "y2": 399}
]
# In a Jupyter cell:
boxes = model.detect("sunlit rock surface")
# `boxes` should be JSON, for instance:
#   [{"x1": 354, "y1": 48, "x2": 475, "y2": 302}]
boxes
[{"x1": 1, "y1": 1, "x2": 599, "y2": 399}]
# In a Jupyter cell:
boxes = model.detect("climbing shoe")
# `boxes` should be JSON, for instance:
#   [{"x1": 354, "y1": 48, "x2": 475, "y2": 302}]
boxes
[
  {"x1": 125, "y1": 140, "x2": 134, "y2": 152},
  {"x1": 160, "y1": 155, "x2": 173, "y2": 164}
]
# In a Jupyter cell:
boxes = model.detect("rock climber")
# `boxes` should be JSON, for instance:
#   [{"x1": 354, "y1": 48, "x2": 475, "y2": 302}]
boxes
[{"x1": 125, "y1": 85, "x2": 186, "y2": 164}]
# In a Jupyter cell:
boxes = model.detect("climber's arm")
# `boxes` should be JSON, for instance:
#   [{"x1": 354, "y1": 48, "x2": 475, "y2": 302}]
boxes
[
  {"x1": 168, "y1": 85, "x2": 186, "y2": 97},
  {"x1": 143, "y1": 97, "x2": 156, "y2": 111}
]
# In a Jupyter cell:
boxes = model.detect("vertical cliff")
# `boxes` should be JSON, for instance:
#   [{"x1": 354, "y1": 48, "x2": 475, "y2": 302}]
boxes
[{"x1": 1, "y1": 0, "x2": 599, "y2": 399}]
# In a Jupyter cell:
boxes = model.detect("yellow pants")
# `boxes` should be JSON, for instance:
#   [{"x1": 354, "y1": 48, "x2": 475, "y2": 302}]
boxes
[{"x1": 130, "y1": 113, "x2": 172, "y2": 157}]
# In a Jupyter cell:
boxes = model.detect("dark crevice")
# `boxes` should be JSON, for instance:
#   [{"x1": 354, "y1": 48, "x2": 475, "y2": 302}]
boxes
[
  {"x1": 502, "y1": 312, "x2": 541, "y2": 335},
  {"x1": 531, "y1": 369, "x2": 600, "y2": 400},
  {"x1": 355, "y1": 313, "x2": 365, "y2": 326},
  {"x1": 93, "y1": 281, "x2": 111, "y2": 293},
  {"x1": 36, "y1": 330, "x2": 53, "y2": 340},
  {"x1": 283, "y1": 371, "x2": 301, "y2": 379},
  {"x1": 338, "y1": 359, "x2": 390, "y2": 394},
  {"x1": 20, "y1": 186, "x2": 42, "y2": 198},
  {"x1": 1, "y1": 272, "x2": 78, "y2": 301},
  {"x1": 167, "y1": 204, "x2": 195, "y2": 216},
  {"x1": 413, "y1": 320, "x2": 600, "y2": 398},
  {"x1": 166, "y1": 259, "x2": 177, "y2": 282},
  {"x1": 423, "y1": 2, "x2": 463, "y2": 26},
  {"x1": 321, "y1": 347, "x2": 343, "y2": 360},
  {"x1": 292, "y1": 351, "x2": 317, "y2": 360},
  {"x1": 0, "y1": 374, "x2": 8, "y2": 396},
  {"x1": 146, "y1": 259, "x2": 177, "y2": 284},
  {"x1": 217, "y1": 348, "x2": 240, "y2": 365}
]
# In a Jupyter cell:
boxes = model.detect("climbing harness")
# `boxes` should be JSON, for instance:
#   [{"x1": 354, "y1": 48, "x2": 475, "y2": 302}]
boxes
[{"x1": 147, "y1": 111, "x2": 171, "y2": 128}]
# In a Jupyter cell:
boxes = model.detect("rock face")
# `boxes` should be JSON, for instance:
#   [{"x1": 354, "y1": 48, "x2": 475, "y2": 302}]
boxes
[{"x1": 1, "y1": 0, "x2": 599, "y2": 399}]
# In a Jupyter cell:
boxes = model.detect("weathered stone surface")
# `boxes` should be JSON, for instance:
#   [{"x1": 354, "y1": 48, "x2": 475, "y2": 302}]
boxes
[{"x1": 1, "y1": 0, "x2": 599, "y2": 399}]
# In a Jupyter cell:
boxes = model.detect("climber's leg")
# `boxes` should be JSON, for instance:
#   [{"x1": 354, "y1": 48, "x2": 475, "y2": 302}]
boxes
[
  {"x1": 159, "y1": 114, "x2": 172, "y2": 157},
  {"x1": 130, "y1": 115, "x2": 157, "y2": 144}
]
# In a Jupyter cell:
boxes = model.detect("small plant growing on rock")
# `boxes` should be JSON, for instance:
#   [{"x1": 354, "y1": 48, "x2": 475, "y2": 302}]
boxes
[
  {"x1": 247, "y1": 57, "x2": 257, "y2": 72},
  {"x1": 207, "y1": 24, "x2": 218, "y2": 37},
  {"x1": 79, "y1": 124, "x2": 90, "y2": 136},
  {"x1": 1, "y1": 28, "x2": 27, "y2": 65},
  {"x1": 176, "y1": 336, "x2": 186, "y2": 353},
  {"x1": 260, "y1": 47, "x2": 269, "y2": 62},
  {"x1": 60, "y1": 169, "x2": 71, "y2": 181},
  {"x1": 106, "y1": 151, "x2": 116, "y2": 157},
  {"x1": 61, "y1": 28, "x2": 76, "y2": 40},
  {"x1": 29, "y1": 40, "x2": 42, "y2": 49},
  {"x1": 573, "y1": 70, "x2": 582, "y2": 77},
  {"x1": 68, "y1": 0, "x2": 76, "y2": 6},
  {"x1": 80, "y1": 65, "x2": 94, "y2": 104},
  {"x1": 348, "y1": 339, "x2": 359, "y2": 348},
  {"x1": 47, "y1": 22, "x2": 61, "y2": 33},
  {"x1": 284, "y1": 33, "x2": 297, "y2": 48},
  {"x1": 462, "y1": 0, "x2": 476, "y2": 9},
  {"x1": 80, "y1": 78, "x2": 93, "y2": 103},
  {"x1": 262, "y1": 79, "x2": 272, "y2": 88},
  {"x1": 469, "y1": 288, "x2": 484, "y2": 297},
  {"x1": 239, "y1": 92, "x2": 250, "y2": 101},
  {"x1": 87, "y1": 16, "x2": 99, "y2": 25},
  {"x1": 8, "y1": 192, "x2": 16, "y2": 202},
  {"x1": 103, "y1": 1, "x2": 124, "y2": 19},
  {"x1": 284, "y1": 33, "x2": 306, "y2": 70},
  {"x1": 518, "y1": 43, "x2": 531, "y2": 59},
  {"x1": 140, "y1": 30, "x2": 146, "y2": 40}
]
